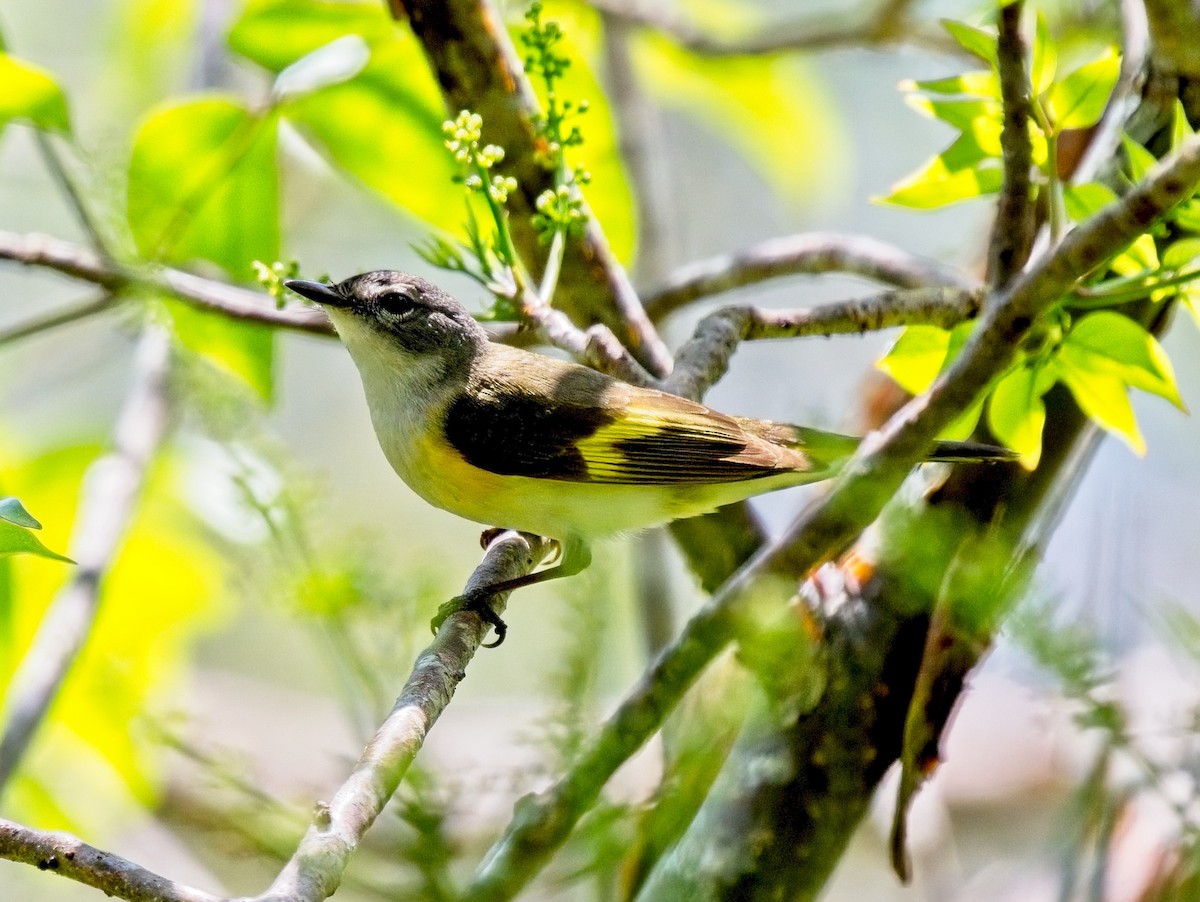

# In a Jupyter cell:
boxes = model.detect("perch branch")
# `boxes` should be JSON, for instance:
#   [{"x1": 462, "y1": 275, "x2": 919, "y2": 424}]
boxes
[
  {"x1": 464, "y1": 131, "x2": 1200, "y2": 901},
  {"x1": 251, "y1": 531, "x2": 553, "y2": 902}
]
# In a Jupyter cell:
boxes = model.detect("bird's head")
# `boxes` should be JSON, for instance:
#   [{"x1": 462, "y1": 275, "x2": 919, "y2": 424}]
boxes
[{"x1": 286, "y1": 271, "x2": 488, "y2": 366}]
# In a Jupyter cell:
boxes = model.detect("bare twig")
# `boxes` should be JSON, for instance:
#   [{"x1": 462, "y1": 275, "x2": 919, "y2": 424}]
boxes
[
  {"x1": 34, "y1": 133, "x2": 113, "y2": 258},
  {"x1": 988, "y1": 2, "x2": 1036, "y2": 286},
  {"x1": 666, "y1": 286, "x2": 983, "y2": 401},
  {"x1": 0, "y1": 293, "x2": 117, "y2": 347},
  {"x1": 0, "y1": 328, "x2": 173, "y2": 794},
  {"x1": 0, "y1": 231, "x2": 332, "y2": 336},
  {"x1": 644, "y1": 232, "x2": 975, "y2": 322},
  {"x1": 0, "y1": 818, "x2": 220, "y2": 902},
  {"x1": 251, "y1": 530, "x2": 553, "y2": 902},
  {"x1": 519, "y1": 288, "x2": 661, "y2": 388},
  {"x1": 584, "y1": 0, "x2": 958, "y2": 58},
  {"x1": 463, "y1": 132, "x2": 1200, "y2": 902}
]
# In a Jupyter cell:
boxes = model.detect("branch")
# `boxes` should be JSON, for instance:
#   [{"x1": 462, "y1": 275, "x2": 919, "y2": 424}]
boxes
[
  {"x1": 643, "y1": 232, "x2": 975, "y2": 322},
  {"x1": 0, "y1": 231, "x2": 333, "y2": 336},
  {"x1": 987, "y1": 2, "x2": 1035, "y2": 285},
  {"x1": 666, "y1": 286, "x2": 982, "y2": 401},
  {"x1": 0, "y1": 328, "x2": 173, "y2": 795},
  {"x1": 464, "y1": 130, "x2": 1200, "y2": 902},
  {"x1": 0, "y1": 819, "x2": 220, "y2": 902},
  {"x1": 584, "y1": 0, "x2": 960, "y2": 58},
  {"x1": 0, "y1": 293, "x2": 116, "y2": 347},
  {"x1": 251, "y1": 530, "x2": 553, "y2": 902},
  {"x1": 392, "y1": 0, "x2": 673, "y2": 378}
]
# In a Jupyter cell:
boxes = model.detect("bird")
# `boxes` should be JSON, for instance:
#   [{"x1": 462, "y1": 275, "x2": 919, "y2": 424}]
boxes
[{"x1": 286, "y1": 271, "x2": 1014, "y2": 645}]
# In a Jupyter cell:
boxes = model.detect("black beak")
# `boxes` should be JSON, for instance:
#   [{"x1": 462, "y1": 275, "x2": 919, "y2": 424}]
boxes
[{"x1": 285, "y1": 279, "x2": 350, "y2": 308}]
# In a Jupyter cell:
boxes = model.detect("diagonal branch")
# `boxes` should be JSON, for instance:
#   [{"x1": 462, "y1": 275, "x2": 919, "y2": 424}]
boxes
[
  {"x1": 462, "y1": 131, "x2": 1200, "y2": 901},
  {"x1": 0, "y1": 328, "x2": 173, "y2": 796},
  {"x1": 644, "y1": 232, "x2": 975, "y2": 322},
  {"x1": 250, "y1": 530, "x2": 553, "y2": 902},
  {"x1": 0, "y1": 231, "x2": 332, "y2": 336},
  {"x1": 0, "y1": 532, "x2": 552, "y2": 902}
]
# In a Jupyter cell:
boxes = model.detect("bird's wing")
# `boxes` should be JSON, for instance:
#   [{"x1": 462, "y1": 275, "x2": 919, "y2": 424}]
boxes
[{"x1": 442, "y1": 361, "x2": 815, "y2": 485}]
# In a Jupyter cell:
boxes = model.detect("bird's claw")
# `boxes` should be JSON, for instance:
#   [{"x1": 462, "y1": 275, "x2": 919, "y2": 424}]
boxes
[{"x1": 430, "y1": 591, "x2": 508, "y2": 648}]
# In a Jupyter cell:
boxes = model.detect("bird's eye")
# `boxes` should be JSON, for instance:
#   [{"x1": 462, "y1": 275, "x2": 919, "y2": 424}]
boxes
[{"x1": 378, "y1": 289, "x2": 417, "y2": 315}]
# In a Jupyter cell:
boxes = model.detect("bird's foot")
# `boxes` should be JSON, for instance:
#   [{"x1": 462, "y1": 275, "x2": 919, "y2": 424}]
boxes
[{"x1": 430, "y1": 590, "x2": 508, "y2": 648}]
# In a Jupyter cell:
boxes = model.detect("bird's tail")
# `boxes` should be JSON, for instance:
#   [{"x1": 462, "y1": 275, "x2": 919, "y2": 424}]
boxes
[{"x1": 927, "y1": 440, "x2": 1019, "y2": 463}]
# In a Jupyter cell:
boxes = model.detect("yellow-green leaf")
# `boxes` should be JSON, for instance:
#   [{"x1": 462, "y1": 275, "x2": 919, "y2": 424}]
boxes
[
  {"x1": 987, "y1": 366, "x2": 1046, "y2": 468},
  {"x1": 164, "y1": 299, "x2": 275, "y2": 402},
  {"x1": 1045, "y1": 47, "x2": 1120, "y2": 132},
  {"x1": 128, "y1": 97, "x2": 280, "y2": 279},
  {"x1": 1064, "y1": 181, "x2": 1119, "y2": 222},
  {"x1": 908, "y1": 71, "x2": 999, "y2": 99},
  {"x1": 1030, "y1": 12, "x2": 1057, "y2": 96},
  {"x1": 877, "y1": 326, "x2": 951, "y2": 394},
  {"x1": 941, "y1": 19, "x2": 997, "y2": 65},
  {"x1": 1054, "y1": 361, "x2": 1145, "y2": 454},
  {"x1": 0, "y1": 53, "x2": 71, "y2": 133},
  {"x1": 1062, "y1": 311, "x2": 1184, "y2": 409},
  {"x1": 0, "y1": 497, "x2": 41, "y2": 529},
  {"x1": 0, "y1": 521, "x2": 72, "y2": 563}
]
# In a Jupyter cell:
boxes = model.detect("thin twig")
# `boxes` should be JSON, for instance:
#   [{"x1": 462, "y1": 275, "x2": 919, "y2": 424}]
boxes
[
  {"x1": 519, "y1": 288, "x2": 661, "y2": 388},
  {"x1": 0, "y1": 293, "x2": 117, "y2": 347},
  {"x1": 0, "y1": 231, "x2": 332, "y2": 336},
  {"x1": 34, "y1": 132, "x2": 112, "y2": 258},
  {"x1": 0, "y1": 818, "x2": 220, "y2": 902},
  {"x1": 251, "y1": 530, "x2": 553, "y2": 902},
  {"x1": 462, "y1": 132, "x2": 1200, "y2": 902},
  {"x1": 987, "y1": 2, "x2": 1036, "y2": 286},
  {"x1": 0, "y1": 328, "x2": 173, "y2": 795},
  {"x1": 644, "y1": 232, "x2": 975, "y2": 322},
  {"x1": 666, "y1": 286, "x2": 983, "y2": 401},
  {"x1": 584, "y1": 0, "x2": 958, "y2": 57}
]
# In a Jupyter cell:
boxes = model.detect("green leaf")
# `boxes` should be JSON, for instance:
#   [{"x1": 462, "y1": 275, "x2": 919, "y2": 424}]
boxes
[
  {"x1": 164, "y1": 300, "x2": 275, "y2": 402},
  {"x1": 1110, "y1": 233, "x2": 1159, "y2": 277},
  {"x1": 1121, "y1": 133, "x2": 1158, "y2": 182},
  {"x1": 879, "y1": 155, "x2": 1003, "y2": 208},
  {"x1": 1172, "y1": 99, "x2": 1196, "y2": 152},
  {"x1": 1064, "y1": 181, "x2": 1119, "y2": 222},
  {"x1": 0, "y1": 53, "x2": 71, "y2": 133},
  {"x1": 1045, "y1": 47, "x2": 1120, "y2": 132},
  {"x1": 987, "y1": 366, "x2": 1046, "y2": 468},
  {"x1": 1162, "y1": 237, "x2": 1200, "y2": 270},
  {"x1": 1053, "y1": 359, "x2": 1145, "y2": 454},
  {"x1": 941, "y1": 19, "x2": 997, "y2": 65},
  {"x1": 1174, "y1": 199, "x2": 1200, "y2": 233},
  {"x1": 128, "y1": 97, "x2": 280, "y2": 279},
  {"x1": 1061, "y1": 311, "x2": 1184, "y2": 409},
  {"x1": 877, "y1": 326, "x2": 951, "y2": 394},
  {"x1": 1030, "y1": 12, "x2": 1057, "y2": 96},
  {"x1": 907, "y1": 71, "x2": 999, "y2": 99},
  {"x1": 0, "y1": 498, "x2": 41, "y2": 529},
  {"x1": 0, "y1": 521, "x2": 72, "y2": 563}
]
